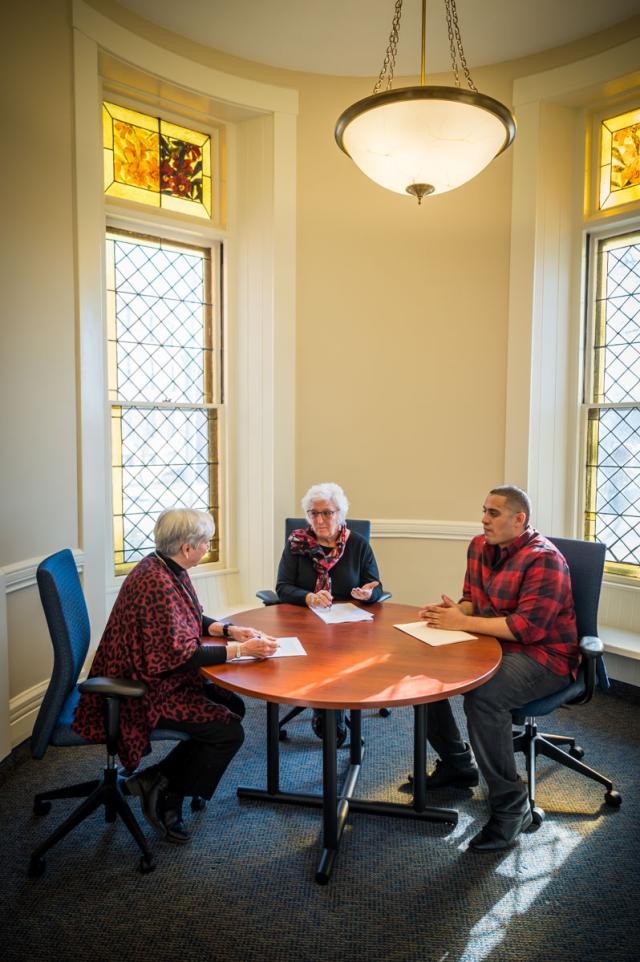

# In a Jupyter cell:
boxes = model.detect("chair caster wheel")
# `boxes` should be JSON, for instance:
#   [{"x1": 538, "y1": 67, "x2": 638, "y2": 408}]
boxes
[
  {"x1": 28, "y1": 856, "x2": 46, "y2": 878},
  {"x1": 569, "y1": 746, "x2": 584, "y2": 759},
  {"x1": 278, "y1": 729, "x2": 289, "y2": 742},
  {"x1": 139, "y1": 855, "x2": 156, "y2": 874},
  {"x1": 605, "y1": 790, "x2": 622, "y2": 807},
  {"x1": 191, "y1": 796, "x2": 206, "y2": 812},
  {"x1": 531, "y1": 807, "x2": 545, "y2": 827},
  {"x1": 379, "y1": 708, "x2": 390, "y2": 717},
  {"x1": 33, "y1": 799, "x2": 51, "y2": 816}
]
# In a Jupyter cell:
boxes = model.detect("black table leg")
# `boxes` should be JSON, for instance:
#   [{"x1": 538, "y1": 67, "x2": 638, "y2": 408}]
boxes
[
  {"x1": 238, "y1": 701, "x2": 457, "y2": 885},
  {"x1": 413, "y1": 703, "x2": 427, "y2": 812},
  {"x1": 266, "y1": 701, "x2": 280, "y2": 795}
]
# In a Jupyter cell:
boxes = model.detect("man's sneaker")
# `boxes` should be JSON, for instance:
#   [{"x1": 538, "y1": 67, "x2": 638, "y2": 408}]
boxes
[{"x1": 406, "y1": 757, "x2": 479, "y2": 790}]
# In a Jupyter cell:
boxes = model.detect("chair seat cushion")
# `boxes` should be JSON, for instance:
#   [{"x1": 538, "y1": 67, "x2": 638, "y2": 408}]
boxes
[{"x1": 511, "y1": 672, "x2": 586, "y2": 723}]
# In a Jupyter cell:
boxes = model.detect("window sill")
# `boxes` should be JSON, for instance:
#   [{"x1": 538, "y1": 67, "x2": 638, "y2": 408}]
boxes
[{"x1": 601, "y1": 626, "x2": 640, "y2": 662}]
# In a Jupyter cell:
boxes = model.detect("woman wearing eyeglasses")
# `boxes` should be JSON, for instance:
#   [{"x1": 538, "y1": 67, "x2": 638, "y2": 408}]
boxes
[{"x1": 275, "y1": 482, "x2": 384, "y2": 744}]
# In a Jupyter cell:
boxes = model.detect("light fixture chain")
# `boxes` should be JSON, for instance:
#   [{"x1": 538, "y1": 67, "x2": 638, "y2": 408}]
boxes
[
  {"x1": 444, "y1": 0, "x2": 461, "y2": 87},
  {"x1": 373, "y1": 0, "x2": 403, "y2": 94},
  {"x1": 446, "y1": 0, "x2": 477, "y2": 92}
]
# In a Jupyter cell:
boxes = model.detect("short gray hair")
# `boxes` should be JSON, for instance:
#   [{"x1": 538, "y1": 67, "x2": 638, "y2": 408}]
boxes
[
  {"x1": 301, "y1": 482, "x2": 349, "y2": 524},
  {"x1": 154, "y1": 508, "x2": 215, "y2": 557},
  {"x1": 489, "y1": 485, "x2": 531, "y2": 525}
]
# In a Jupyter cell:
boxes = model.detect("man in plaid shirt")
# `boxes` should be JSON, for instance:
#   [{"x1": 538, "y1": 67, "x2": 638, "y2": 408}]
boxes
[{"x1": 417, "y1": 485, "x2": 578, "y2": 851}]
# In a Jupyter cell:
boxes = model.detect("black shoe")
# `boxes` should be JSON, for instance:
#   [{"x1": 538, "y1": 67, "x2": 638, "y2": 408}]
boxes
[
  {"x1": 311, "y1": 711, "x2": 348, "y2": 748},
  {"x1": 406, "y1": 757, "x2": 479, "y2": 790},
  {"x1": 468, "y1": 809, "x2": 533, "y2": 852},
  {"x1": 125, "y1": 766, "x2": 169, "y2": 837},
  {"x1": 159, "y1": 792, "x2": 191, "y2": 845}
]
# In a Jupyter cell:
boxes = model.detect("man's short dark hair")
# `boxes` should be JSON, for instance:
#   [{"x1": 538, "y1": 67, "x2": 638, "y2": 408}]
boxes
[{"x1": 489, "y1": 485, "x2": 531, "y2": 525}]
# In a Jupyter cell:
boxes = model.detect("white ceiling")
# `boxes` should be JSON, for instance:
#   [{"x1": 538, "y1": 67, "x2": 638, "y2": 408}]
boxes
[{"x1": 118, "y1": 0, "x2": 640, "y2": 77}]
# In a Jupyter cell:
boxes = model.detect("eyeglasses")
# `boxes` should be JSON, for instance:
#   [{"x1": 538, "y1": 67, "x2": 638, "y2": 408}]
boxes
[{"x1": 307, "y1": 510, "x2": 339, "y2": 520}]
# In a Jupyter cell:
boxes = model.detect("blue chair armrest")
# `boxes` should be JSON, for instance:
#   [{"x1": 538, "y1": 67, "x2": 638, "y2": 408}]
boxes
[
  {"x1": 256, "y1": 590, "x2": 280, "y2": 606},
  {"x1": 79, "y1": 676, "x2": 146, "y2": 699},
  {"x1": 580, "y1": 635, "x2": 603, "y2": 657}
]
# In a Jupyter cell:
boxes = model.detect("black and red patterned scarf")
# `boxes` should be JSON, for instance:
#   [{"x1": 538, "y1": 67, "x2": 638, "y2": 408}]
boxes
[{"x1": 288, "y1": 525, "x2": 350, "y2": 592}]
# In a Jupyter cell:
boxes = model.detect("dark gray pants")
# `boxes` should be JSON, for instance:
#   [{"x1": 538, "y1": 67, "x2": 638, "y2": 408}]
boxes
[
  {"x1": 427, "y1": 652, "x2": 570, "y2": 819},
  {"x1": 156, "y1": 688, "x2": 246, "y2": 800}
]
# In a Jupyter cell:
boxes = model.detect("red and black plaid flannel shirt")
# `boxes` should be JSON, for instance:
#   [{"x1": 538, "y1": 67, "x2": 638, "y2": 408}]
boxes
[{"x1": 461, "y1": 526, "x2": 579, "y2": 678}]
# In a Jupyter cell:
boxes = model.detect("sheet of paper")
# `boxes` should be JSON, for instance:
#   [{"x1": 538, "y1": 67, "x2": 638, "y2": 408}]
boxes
[
  {"x1": 310, "y1": 603, "x2": 374, "y2": 624},
  {"x1": 394, "y1": 621, "x2": 477, "y2": 646},
  {"x1": 235, "y1": 636, "x2": 307, "y2": 660}
]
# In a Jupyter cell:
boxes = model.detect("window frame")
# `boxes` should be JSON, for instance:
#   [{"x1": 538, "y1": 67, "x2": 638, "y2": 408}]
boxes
[
  {"x1": 105, "y1": 225, "x2": 224, "y2": 576},
  {"x1": 103, "y1": 211, "x2": 229, "y2": 583}
]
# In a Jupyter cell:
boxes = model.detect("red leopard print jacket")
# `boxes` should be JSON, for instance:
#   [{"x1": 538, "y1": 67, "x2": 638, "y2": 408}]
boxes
[{"x1": 72, "y1": 553, "x2": 238, "y2": 770}]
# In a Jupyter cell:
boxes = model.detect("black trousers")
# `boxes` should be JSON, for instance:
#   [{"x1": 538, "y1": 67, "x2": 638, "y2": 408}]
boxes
[{"x1": 155, "y1": 686, "x2": 246, "y2": 800}]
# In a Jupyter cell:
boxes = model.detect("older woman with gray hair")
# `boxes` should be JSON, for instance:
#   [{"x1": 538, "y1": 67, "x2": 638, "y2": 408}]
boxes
[
  {"x1": 74, "y1": 507, "x2": 277, "y2": 844},
  {"x1": 275, "y1": 482, "x2": 384, "y2": 743}
]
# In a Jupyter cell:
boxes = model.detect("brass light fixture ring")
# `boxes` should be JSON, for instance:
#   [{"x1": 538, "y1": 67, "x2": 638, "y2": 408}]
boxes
[{"x1": 335, "y1": 84, "x2": 517, "y2": 158}]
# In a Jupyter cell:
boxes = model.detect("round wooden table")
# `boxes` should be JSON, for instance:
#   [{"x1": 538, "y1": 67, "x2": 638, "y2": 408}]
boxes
[{"x1": 202, "y1": 601, "x2": 501, "y2": 883}]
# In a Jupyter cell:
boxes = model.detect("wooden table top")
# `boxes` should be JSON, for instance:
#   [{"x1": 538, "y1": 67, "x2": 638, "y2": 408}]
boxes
[{"x1": 201, "y1": 601, "x2": 502, "y2": 710}]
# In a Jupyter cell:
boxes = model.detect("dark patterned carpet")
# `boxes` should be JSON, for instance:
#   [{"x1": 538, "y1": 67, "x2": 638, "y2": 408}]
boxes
[{"x1": 1, "y1": 686, "x2": 638, "y2": 962}]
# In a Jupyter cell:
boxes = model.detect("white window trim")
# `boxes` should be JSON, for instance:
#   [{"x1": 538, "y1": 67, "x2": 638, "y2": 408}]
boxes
[{"x1": 72, "y1": 0, "x2": 297, "y2": 633}]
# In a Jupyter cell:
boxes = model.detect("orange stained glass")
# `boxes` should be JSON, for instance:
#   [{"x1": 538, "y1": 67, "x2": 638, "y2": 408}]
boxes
[
  {"x1": 103, "y1": 102, "x2": 212, "y2": 218},
  {"x1": 599, "y1": 107, "x2": 640, "y2": 211}
]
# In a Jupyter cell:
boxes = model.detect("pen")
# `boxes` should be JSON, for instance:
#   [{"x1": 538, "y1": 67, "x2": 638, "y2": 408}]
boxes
[{"x1": 327, "y1": 577, "x2": 332, "y2": 609}]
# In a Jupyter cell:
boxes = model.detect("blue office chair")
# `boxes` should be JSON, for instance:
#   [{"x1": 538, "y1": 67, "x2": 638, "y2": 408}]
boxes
[
  {"x1": 511, "y1": 537, "x2": 622, "y2": 826},
  {"x1": 29, "y1": 549, "x2": 202, "y2": 877},
  {"x1": 256, "y1": 518, "x2": 391, "y2": 741}
]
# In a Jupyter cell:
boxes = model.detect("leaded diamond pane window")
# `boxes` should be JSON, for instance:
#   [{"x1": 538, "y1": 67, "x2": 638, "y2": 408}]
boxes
[
  {"x1": 107, "y1": 229, "x2": 220, "y2": 575},
  {"x1": 584, "y1": 232, "x2": 640, "y2": 578}
]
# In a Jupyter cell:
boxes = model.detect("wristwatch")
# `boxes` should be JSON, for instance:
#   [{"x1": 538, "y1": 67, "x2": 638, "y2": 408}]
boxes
[{"x1": 222, "y1": 623, "x2": 233, "y2": 638}]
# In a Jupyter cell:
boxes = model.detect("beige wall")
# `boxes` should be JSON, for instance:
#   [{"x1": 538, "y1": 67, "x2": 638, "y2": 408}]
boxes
[
  {"x1": 1, "y1": 0, "x2": 78, "y2": 567},
  {"x1": 3, "y1": 0, "x2": 640, "y2": 749},
  {"x1": 0, "y1": 0, "x2": 79, "y2": 745},
  {"x1": 294, "y1": 68, "x2": 512, "y2": 523}
]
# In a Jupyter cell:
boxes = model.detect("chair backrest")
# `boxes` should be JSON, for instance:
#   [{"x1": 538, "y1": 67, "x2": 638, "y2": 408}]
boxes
[
  {"x1": 547, "y1": 537, "x2": 606, "y2": 639},
  {"x1": 284, "y1": 517, "x2": 371, "y2": 543},
  {"x1": 32, "y1": 550, "x2": 91, "y2": 759}
]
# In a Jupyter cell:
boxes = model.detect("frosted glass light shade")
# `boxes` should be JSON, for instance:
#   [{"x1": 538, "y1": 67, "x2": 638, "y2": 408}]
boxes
[{"x1": 336, "y1": 86, "x2": 516, "y2": 197}]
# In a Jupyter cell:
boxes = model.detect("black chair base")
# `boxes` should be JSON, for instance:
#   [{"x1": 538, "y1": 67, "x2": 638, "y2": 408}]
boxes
[
  {"x1": 513, "y1": 721, "x2": 622, "y2": 821},
  {"x1": 29, "y1": 766, "x2": 156, "y2": 878},
  {"x1": 278, "y1": 705, "x2": 391, "y2": 741}
]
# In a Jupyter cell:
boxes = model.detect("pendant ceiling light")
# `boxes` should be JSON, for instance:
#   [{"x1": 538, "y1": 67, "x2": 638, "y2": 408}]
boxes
[{"x1": 335, "y1": 0, "x2": 516, "y2": 203}]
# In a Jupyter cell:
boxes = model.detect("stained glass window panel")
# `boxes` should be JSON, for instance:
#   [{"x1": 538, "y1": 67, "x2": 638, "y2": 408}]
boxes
[
  {"x1": 103, "y1": 101, "x2": 212, "y2": 219},
  {"x1": 106, "y1": 232, "x2": 213, "y2": 405},
  {"x1": 599, "y1": 107, "x2": 640, "y2": 211},
  {"x1": 112, "y1": 406, "x2": 219, "y2": 570}
]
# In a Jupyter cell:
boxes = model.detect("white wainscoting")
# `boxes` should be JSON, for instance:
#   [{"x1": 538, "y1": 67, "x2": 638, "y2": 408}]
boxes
[{"x1": 1, "y1": 550, "x2": 85, "y2": 754}]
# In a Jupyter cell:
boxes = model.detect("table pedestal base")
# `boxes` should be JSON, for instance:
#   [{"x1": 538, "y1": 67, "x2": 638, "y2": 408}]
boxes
[{"x1": 237, "y1": 703, "x2": 458, "y2": 884}]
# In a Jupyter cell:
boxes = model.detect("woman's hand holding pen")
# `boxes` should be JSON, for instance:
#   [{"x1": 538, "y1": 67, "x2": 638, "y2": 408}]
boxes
[
  {"x1": 240, "y1": 632, "x2": 279, "y2": 658},
  {"x1": 351, "y1": 580, "x2": 379, "y2": 601}
]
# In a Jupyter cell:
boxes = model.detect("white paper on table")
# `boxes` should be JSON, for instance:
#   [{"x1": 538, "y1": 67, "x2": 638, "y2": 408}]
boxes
[
  {"x1": 394, "y1": 621, "x2": 477, "y2": 646},
  {"x1": 235, "y1": 636, "x2": 307, "y2": 660},
  {"x1": 310, "y1": 603, "x2": 374, "y2": 625}
]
